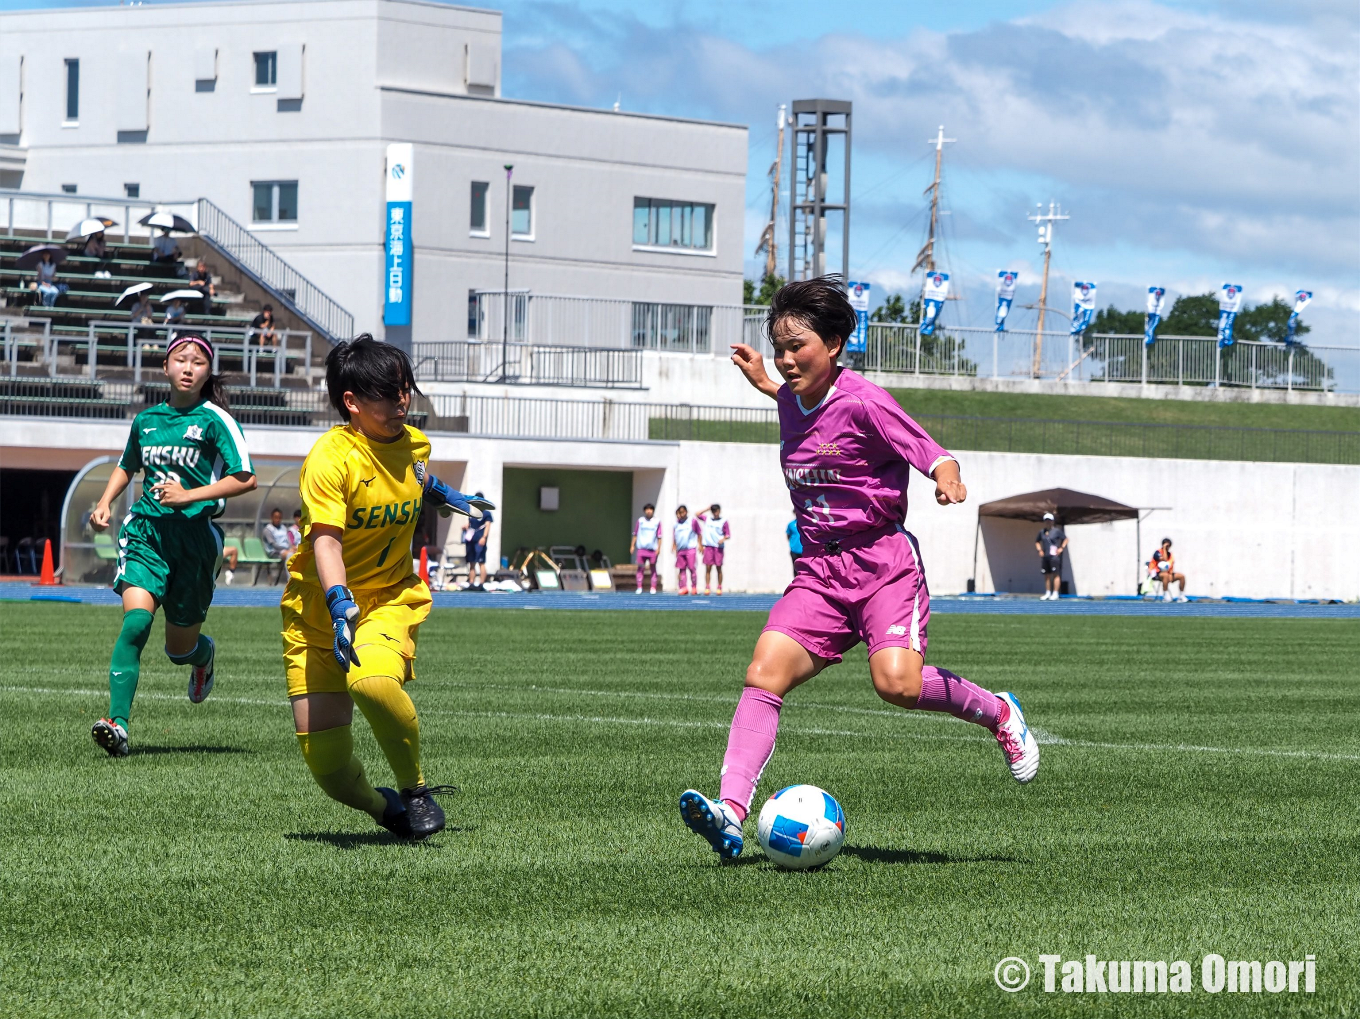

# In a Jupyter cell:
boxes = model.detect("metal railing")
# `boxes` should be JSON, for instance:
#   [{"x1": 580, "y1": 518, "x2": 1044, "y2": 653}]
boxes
[
  {"x1": 412, "y1": 340, "x2": 643, "y2": 388},
  {"x1": 194, "y1": 198, "x2": 353, "y2": 345},
  {"x1": 841, "y1": 323, "x2": 1357, "y2": 393},
  {"x1": 0, "y1": 383, "x2": 1355, "y2": 464},
  {"x1": 1, "y1": 188, "x2": 198, "y2": 245},
  {"x1": 3, "y1": 317, "x2": 53, "y2": 376},
  {"x1": 469, "y1": 291, "x2": 750, "y2": 354},
  {"x1": 9, "y1": 320, "x2": 311, "y2": 387}
]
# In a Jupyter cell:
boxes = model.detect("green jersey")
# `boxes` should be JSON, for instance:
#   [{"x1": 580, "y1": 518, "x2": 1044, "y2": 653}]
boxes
[{"x1": 118, "y1": 399, "x2": 253, "y2": 520}]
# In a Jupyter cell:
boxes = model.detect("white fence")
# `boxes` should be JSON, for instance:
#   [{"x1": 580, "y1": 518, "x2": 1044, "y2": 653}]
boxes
[
  {"x1": 2, "y1": 190, "x2": 199, "y2": 245},
  {"x1": 412, "y1": 340, "x2": 643, "y2": 389}
]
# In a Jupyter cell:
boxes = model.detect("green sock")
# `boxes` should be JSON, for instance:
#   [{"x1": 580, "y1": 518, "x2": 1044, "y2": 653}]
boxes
[
  {"x1": 109, "y1": 609, "x2": 154, "y2": 730},
  {"x1": 167, "y1": 634, "x2": 214, "y2": 668}
]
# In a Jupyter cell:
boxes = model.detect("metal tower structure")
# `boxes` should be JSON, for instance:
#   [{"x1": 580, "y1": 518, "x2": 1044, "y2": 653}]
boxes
[{"x1": 788, "y1": 99, "x2": 852, "y2": 282}]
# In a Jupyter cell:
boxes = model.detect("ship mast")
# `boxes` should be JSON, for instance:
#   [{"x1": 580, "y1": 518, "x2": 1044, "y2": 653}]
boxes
[
  {"x1": 755, "y1": 105, "x2": 787, "y2": 281},
  {"x1": 1026, "y1": 202, "x2": 1069, "y2": 377},
  {"x1": 912, "y1": 125, "x2": 954, "y2": 276}
]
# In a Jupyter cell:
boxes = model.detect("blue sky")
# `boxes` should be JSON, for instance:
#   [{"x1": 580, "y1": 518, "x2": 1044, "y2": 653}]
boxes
[
  {"x1": 6, "y1": 0, "x2": 1357, "y2": 338},
  {"x1": 492, "y1": 0, "x2": 1359, "y2": 338}
]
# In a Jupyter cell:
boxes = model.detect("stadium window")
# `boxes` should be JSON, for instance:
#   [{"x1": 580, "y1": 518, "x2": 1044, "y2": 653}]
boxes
[
  {"x1": 630, "y1": 302, "x2": 713, "y2": 353},
  {"x1": 511, "y1": 185, "x2": 533, "y2": 238},
  {"x1": 251, "y1": 180, "x2": 298, "y2": 224},
  {"x1": 61, "y1": 183, "x2": 77, "y2": 194},
  {"x1": 64, "y1": 59, "x2": 79, "y2": 122},
  {"x1": 467, "y1": 290, "x2": 481, "y2": 338},
  {"x1": 253, "y1": 51, "x2": 277, "y2": 89},
  {"x1": 632, "y1": 198, "x2": 714, "y2": 252},
  {"x1": 470, "y1": 181, "x2": 488, "y2": 235},
  {"x1": 124, "y1": 183, "x2": 140, "y2": 199}
]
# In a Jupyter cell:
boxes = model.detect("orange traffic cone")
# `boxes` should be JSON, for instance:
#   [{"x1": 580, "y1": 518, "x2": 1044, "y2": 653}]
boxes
[
  {"x1": 418, "y1": 546, "x2": 429, "y2": 585},
  {"x1": 37, "y1": 539, "x2": 58, "y2": 586}
]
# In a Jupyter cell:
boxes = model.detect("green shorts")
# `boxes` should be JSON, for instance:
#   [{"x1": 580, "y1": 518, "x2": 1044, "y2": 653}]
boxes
[{"x1": 114, "y1": 513, "x2": 225, "y2": 627}]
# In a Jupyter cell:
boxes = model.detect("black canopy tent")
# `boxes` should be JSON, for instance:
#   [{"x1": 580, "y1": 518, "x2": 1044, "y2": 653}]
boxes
[{"x1": 968, "y1": 488, "x2": 1140, "y2": 593}]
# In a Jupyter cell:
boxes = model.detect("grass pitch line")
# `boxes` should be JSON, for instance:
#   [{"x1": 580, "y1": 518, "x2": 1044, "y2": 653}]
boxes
[{"x1": 4, "y1": 684, "x2": 1359, "y2": 764}]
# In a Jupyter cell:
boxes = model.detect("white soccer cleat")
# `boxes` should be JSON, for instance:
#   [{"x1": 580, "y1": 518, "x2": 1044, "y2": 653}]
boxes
[
  {"x1": 1176, "y1": 594, "x2": 1188, "y2": 603},
  {"x1": 679, "y1": 789, "x2": 744, "y2": 860},
  {"x1": 995, "y1": 692, "x2": 1039, "y2": 783},
  {"x1": 187, "y1": 636, "x2": 215, "y2": 704},
  {"x1": 1163, "y1": 589, "x2": 1172, "y2": 602}
]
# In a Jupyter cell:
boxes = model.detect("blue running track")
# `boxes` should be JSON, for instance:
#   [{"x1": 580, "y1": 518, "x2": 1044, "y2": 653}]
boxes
[{"x1": 5, "y1": 582, "x2": 1357, "y2": 618}]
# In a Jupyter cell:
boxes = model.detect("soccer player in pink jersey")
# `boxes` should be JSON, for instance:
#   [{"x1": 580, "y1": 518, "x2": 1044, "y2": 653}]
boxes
[
  {"x1": 630, "y1": 503, "x2": 661, "y2": 594},
  {"x1": 696, "y1": 504, "x2": 730, "y2": 594},
  {"x1": 680, "y1": 276, "x2": 1039, "y2": 860},
  {"x1": 672, "y1": 505, "x2": 699, "y2": 595}
]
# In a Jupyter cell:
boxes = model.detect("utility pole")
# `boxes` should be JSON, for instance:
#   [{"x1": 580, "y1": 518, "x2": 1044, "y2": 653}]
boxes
[
  {"x1": 754, "y1": 104, "x2": 786, "y2": 281},
  {"x1": 1027, "y1": 201, "x2": 1068, "y2": 378},
  {"x1": 501, "y1": 164, "x2": 513, "y2": 382},
  {"x1": 912, "y1": 125, "x2": 954, "y2": 275}
]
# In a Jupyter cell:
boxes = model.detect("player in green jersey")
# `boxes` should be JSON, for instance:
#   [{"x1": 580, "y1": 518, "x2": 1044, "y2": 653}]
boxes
[{"x1": 88, "y1": 334, "x2": 257, "y2": 756}]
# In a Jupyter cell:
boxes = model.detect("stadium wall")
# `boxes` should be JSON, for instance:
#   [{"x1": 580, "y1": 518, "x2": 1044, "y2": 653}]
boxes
[{"x1": 10, "y1": 416, "x2": 1357, "y2": 601}]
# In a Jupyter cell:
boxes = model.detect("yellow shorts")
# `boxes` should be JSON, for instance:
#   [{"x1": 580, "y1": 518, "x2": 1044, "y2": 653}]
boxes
[{"x1": 281, "y1": 575, "x2": 432, "y2": 698}]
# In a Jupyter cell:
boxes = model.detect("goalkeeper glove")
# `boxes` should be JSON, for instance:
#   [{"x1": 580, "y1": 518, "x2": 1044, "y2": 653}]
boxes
[
  {"x1": 419, "y1": 470, "x2": 496, "y2": 520},
  {"x1": 325, "y1": 585, "x2": 361, "y2": 671}
]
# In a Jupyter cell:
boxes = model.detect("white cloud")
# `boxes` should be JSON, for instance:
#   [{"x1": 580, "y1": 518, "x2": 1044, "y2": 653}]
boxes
[{"x1": 502, "y1": 0, "x2": 1359, "y2": 328}]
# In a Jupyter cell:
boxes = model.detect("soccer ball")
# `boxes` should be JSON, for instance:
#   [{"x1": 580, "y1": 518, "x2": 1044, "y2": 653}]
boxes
[{"x1": 756, "y1": 784, "x2": 846, "y2": 869}]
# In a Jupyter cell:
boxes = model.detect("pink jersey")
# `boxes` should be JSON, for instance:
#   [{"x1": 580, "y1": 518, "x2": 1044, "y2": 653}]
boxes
[{"x1": 777, "y1": 369, "x2": 954, "y2": 546}]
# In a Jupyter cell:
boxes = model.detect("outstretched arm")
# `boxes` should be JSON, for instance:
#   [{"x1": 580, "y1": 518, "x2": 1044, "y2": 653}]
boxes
[
  {"x1": 154, "y1": 471, "x2": 257, "y2": 508},
  {"x1": 932, "y1": 459, "x2": 967, "y2": 506},
  {"x1": 729, "y1": 344, "x2": 780, "y2": 400}
]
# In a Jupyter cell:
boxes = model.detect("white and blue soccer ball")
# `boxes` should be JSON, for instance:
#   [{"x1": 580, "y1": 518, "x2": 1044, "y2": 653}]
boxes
[{"x1": 756, "y1": 784, "x2": 846, "y2": 870}]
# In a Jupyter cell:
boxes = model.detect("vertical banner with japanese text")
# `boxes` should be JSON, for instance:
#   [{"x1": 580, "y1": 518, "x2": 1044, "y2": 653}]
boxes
[
  {"x1": 384, "y1": 143, "x2": 414, "y2": 327},
  {"x1": 1144, "y1": 287, "x2": 1166, "y2": 347},
  {"x1": 920, "y1": 272, "x2": 949, "y2": 337},
  {"x1": 846, "y1": 281, "x2": 871, "y2": 353},
  {"x1": 1070, "y1": 281, "x2": 1096, "y2": 336},
  {"x1": 995, "y1": 271, "x2": 1018, "y2": 332},
  {"x1": 1217, "y1": 283, "x2": 1243, "y2": 348}
]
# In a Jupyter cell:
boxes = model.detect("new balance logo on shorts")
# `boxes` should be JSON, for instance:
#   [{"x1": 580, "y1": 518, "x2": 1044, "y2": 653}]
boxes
[{"x1": 886, "y1": 625, "x2": 907, "y2": 636}]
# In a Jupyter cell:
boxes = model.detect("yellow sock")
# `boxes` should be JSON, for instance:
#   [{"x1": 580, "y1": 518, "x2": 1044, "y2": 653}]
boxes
[
  {"x1": 348, "y1": 646, "x2": 424, "y2": 792},
  {"x1": 296, "y1": 725, "x2": 387, "y2": 818}
]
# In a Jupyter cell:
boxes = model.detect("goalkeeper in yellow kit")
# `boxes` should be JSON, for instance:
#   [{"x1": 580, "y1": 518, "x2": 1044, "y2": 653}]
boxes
[{"x1": 282, "y1": 335, "x2": 491, "y2": 839}]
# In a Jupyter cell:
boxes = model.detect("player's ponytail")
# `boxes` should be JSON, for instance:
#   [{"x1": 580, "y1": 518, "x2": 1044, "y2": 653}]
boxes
[{"x1": 199, "y1": 370, "x2": 231, "y2": 411}]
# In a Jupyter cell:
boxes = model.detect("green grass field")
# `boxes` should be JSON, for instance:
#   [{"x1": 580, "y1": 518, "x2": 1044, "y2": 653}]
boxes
[
  {"x1": 2, "y1": 604, "x2": 1357, "y2": 1018},
  {"x1": 884, "y1": 387, "x2": 1360, "y2": 431}
]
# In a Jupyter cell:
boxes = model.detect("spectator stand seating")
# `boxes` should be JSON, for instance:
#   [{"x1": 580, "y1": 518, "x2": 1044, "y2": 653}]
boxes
[{"x1": 0, "y1": 230, "x2": 334, "y2": 424}]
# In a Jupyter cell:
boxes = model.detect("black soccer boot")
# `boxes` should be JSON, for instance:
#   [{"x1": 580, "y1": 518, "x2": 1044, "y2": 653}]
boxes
[
  {"x1": 401, "y1": 784, "x2": 458, "y2": 840},
  {"x1": 374, "y1": 787, "x2": 412, "y2": 838}
]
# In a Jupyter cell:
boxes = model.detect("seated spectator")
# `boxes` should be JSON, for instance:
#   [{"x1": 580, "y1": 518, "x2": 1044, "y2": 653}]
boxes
[
  {"x1": 188, "y1": 259, "x2": 215, "y2": 315},
  {"x1": 1150, "y1": 537, "x2": 1187, "y2": 603},
  {"x1": 32, "y1": 251, "x2": 69, "y2": 307},
  {"x1": 164, "y1": 298, "x2": 187, "y2": 325},
  {"x1": 287, "y1": 508, "x2": 303, "y2": 548},
  {"x1": 262, "y1": 508, "x2": 292, "y2": 561},
  {"x1": 149, "y1": 228, "x2": 187, "y2": 278},
  {"x1": 84, "y1": 230, "x2": 113, "y2": 278},
  {"x1": 250, "y1": 304, "x2": 279, "y2": 346}
]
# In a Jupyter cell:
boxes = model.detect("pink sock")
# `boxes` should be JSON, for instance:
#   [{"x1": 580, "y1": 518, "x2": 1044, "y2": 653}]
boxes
[
  {"x1": 717, "y1": 687, "x2": 782, "y2": 821},
  {"x1": 916, "y1": 666, "x2": 1004, "y2": 731}
]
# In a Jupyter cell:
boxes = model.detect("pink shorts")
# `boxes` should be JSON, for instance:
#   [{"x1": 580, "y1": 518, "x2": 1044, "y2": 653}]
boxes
[
  {"x1": 764, "y1": 528, "x2": 929, "y2": 664},
  {"x1": 675, "y1": 548, "x2": 696, "y2": 570},
  {"x1": 703, "y1": 546, "x2": 724, "y2": 567},
  {"x1": 636, "y1": 549, "x2": 657, "y2": 564}
]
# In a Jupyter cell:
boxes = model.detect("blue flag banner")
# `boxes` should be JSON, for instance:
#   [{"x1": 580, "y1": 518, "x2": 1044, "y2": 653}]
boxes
[
  {"x1": 1217, "y1": 283, "x2": 1243, "y2": 348},
  {"x1": 846, "y1": 281, "x2": 871, "y2": 353},
  {"x1": 920, "y1": 272, "x2": 949, "y2": 337},
  {"x1": 1144, "y1": 287, "x2": 1166, "y2": 347},
  {"x1": 1286, "y1": 289, "x2": 1312, "y2": 345},
  {"x1": 1070, "y1": 281, "x2": 1096, "y2": 336},
  {"x1": 995, "y1": 271, "x2": 1018, "y2": 332},
  {"x1": 384, "y1": 142, "x2": 414, "y2": 328}
]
